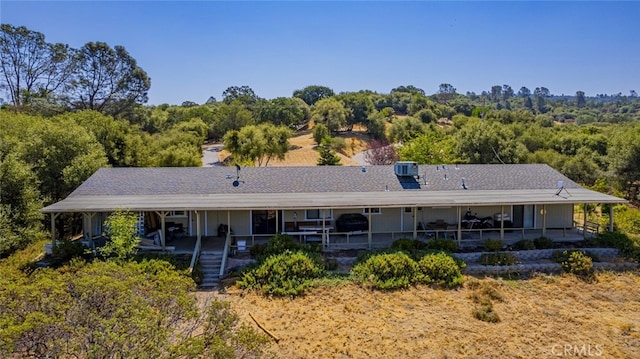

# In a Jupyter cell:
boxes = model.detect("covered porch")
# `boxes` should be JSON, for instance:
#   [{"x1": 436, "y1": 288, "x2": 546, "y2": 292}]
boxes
[{"x1": 42, "y1": 188, "x2": 624, "y2": 278}]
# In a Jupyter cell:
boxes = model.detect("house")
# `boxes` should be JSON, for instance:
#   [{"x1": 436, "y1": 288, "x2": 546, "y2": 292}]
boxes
[{"x1": 41, "y1": 163, "x2": 626, "y2": 274}]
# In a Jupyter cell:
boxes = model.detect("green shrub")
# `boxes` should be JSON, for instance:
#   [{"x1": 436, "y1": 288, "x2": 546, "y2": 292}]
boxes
[
  {"x1": 391, "y1": 238, "x2": 427, "y2": 252},
  {"x1": 513, "y1": 239, "x2": 535, "y2": 250},
  {"x1": 551, "y1": 249, "x2": 586, "y2": 263},
  {"x1": 249, "y1": 243, "x2": 268, "y2": 259},
  {"x1": 237, "y1": 250, "x2": 324, "y2": 296},
  {"x1": 425, "y1": 238, "x2": 458, "y2": 252},
  {"x1": 52, "y1": 240, "x2": 89, "y2": 264},
  {"x1": 589, "y1": 231, "x2": 640, "y2": 261},
  {"x1": 351, "y1": 252, "x2": 419, "y2": 290},
  {"x1": 484, "y1": 239, "x2": 503, "y2": 252},
  {"x1": 533, "y1": 236, "x2": 554, "y2": 249},
  {"x1": 417, "y1": 252, "x2": 464, "y2": 288},
  {"x1": 323, "y1": 257, "x2": 339, "y2": 271},
  {"x1": 250, "y1": 234, "x2": 320, "y2": 262},
  {"x1": 560, "y1": 251, "x2": 594, "y2": 277},
  {"x1": 479, "y1": 252, "x2": 517, "y2": 266},
  {"x1": 354, "y1": 248, "x2": 394, "y2": 265}
]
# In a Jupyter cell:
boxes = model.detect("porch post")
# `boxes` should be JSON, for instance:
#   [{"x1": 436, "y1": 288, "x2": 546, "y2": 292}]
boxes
[
  {"x1": 276, "y1": 210, "x2": 280, "y2": 234},
  {"x1": 500, "y1": 205, "x2": 505, "y2": 241},
  {"x1": 156, "y1": 211, "x2": 168, "y2": 250},
  {"x1": 195, "y1": 210, "x2": 201, "y2": 254},
  {"x1": 413, "y1": 207, "x2": 417, "y2": 240},
  {"x1": 50, "y1": 212, "x2": 59, "y2": 248},
  {"x1": 84, "y1": 212, "x2": 96, "y2": 249},
  {"x1": 227, "y1": 210, "x2": 232, "y2": 246},
  {"x1": 204, "y1": 210, "x2": 208, "y2": 236},
  {"x1": 609, "y1": 205, "x2": 614, "y2": 232},
  {"x1": 456, "y1": 206, "x2": 462, "y2": 247},
  {"x1": 322, "y1": 209, "x2": 326, "y2": 247},
  {"x1": 367, "y1": 208, "x2": 372, "y2": 250},
  {"x1": 542, "y1": 205, "x2": 547, "y2": 237},
  {"x1": 583, "y1": 204, "x2": 588, "y2": 239}
]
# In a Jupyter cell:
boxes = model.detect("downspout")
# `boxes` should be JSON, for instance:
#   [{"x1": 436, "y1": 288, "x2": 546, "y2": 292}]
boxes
[{"x1": 219, "y1": 210, "x2": 231, "y2": 278}]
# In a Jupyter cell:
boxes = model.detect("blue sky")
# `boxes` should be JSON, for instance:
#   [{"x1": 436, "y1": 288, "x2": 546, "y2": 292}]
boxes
[{"x1": 2, "y1": 1, "x2": 639, "y2": 105}]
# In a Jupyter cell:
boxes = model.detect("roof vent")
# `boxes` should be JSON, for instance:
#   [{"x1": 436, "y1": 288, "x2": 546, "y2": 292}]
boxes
[{"x1": 394, "y1": 161, "x2": 419, "y2": 177}]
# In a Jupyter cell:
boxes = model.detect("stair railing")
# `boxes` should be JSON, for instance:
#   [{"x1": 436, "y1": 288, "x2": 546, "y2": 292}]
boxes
[
  {"x1": 219, "y1": 232, "x2": 231, "y2": 278},
  {"x1": 189, "y1": 237, "x2": 202, "y2": 273}
]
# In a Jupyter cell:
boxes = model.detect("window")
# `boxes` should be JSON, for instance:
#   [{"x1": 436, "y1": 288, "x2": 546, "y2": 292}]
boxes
[
  {"x1": 306, "y1": 209, "x2": 333, "y2": 220},
  {"x1": 404, "y1": 207, "x2": 413, "y2": 213},
  {"x1": 167, "y1": 211, "x2": 187, "y2": 218},
  {"x1": 363, "y1": 208, "x2": 381, "y2": 215}
]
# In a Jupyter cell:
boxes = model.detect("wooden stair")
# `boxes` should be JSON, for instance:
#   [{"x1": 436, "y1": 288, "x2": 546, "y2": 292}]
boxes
[{"x1": 199, "y1": 251, "x2": 224, "y2": 288}]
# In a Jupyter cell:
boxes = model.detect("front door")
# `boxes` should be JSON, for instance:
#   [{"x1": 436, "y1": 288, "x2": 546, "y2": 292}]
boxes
[
  {"x1": 252, "y1": 210, "x2": 282, "y2": 235},
  {"x1": 513, "y1": 205, "x2": 535, "y2": 229}
]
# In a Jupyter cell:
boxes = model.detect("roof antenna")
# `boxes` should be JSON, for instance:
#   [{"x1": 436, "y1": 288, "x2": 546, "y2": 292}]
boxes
[{"x1": 232, "y1": 164, "x2": 245, "y2": 187}]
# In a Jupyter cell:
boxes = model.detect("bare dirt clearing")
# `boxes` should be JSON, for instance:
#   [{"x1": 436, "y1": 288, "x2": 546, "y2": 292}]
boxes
[
  {"x1": 206, "y1": 129, "x2": 370, "y2": 167},
  {"x1": 200, "y1": 273, "x2": 640, "y2": 358}
]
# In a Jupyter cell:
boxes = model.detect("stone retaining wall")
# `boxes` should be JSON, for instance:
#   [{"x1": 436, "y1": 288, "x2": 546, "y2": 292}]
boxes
[{"x1": 452, "y1": 247, "x2": 620, "y2": 263}]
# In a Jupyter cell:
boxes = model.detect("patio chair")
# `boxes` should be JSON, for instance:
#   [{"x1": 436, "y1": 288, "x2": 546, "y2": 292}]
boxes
[{"x1": 417, "y1": 222, "x2": 434, "y2": 240}]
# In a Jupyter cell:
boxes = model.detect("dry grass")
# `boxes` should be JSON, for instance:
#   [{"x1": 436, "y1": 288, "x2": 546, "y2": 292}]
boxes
[{"x1": 203, "y1": 272, "x2": 640, "y2": 358}]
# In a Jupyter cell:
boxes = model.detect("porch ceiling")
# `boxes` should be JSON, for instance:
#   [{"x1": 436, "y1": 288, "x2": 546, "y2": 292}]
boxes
[{"x1": 41, "y1": 188, "x2": 626, "y2": 213}]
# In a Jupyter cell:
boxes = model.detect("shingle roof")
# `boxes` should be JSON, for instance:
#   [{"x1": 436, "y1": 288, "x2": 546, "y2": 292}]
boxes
[
  {"x1": 70, "y1": 164, "x2": 579, "y2": 196},
  {"x1": 41, "y1": 164, "x2": 625, "y2": 213}
]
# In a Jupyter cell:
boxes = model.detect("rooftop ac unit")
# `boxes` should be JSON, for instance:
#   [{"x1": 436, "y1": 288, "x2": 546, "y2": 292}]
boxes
[{"x1": 394, "y1": 161, "x2": 419, "y2": 177}]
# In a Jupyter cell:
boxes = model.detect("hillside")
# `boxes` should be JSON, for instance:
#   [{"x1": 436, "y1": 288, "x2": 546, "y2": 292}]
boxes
[{"x1": 209, "y1": 273, "x2": 640, "y2": 358}]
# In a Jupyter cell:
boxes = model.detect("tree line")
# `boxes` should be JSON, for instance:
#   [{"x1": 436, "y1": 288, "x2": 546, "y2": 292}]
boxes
[
  {"x1": 2, "y1": 23, "x2": 640, "y2": 256},
  {"x1": 0, "y1": 24, "x2": 149, "y2": 116}
]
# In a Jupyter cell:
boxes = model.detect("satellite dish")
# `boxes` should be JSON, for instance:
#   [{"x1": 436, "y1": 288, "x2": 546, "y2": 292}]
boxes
[
  {"x1": 232, "y1": 180, "x2": 240, "y2": 187},
  {"x1": 554, "y1": 180, "x2": 571, "y2": 198}
]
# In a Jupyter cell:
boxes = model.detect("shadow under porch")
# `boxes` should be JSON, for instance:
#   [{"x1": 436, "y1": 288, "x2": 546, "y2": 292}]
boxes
[{"x1": 225, "y1": 226, "x2": 596, "y2": 253}]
